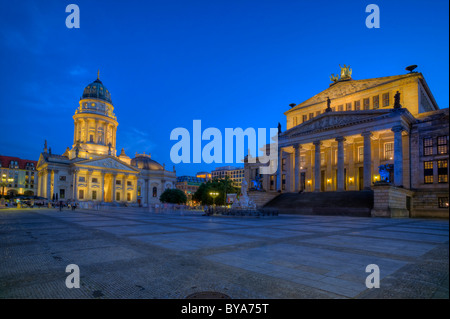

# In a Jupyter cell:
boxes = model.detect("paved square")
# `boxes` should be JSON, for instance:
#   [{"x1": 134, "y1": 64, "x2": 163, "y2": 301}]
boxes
[{"x1": 0, "y1": 208, "x2": 448, "y2": 299}]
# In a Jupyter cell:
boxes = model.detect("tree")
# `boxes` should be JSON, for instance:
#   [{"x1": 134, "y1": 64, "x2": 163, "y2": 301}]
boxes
[
  {"x1": 159, "y1": 188, "x2": 187, "y2": 204},
  {"x1": 192, "y1": 177, "x2": 239, "y2": 206}
]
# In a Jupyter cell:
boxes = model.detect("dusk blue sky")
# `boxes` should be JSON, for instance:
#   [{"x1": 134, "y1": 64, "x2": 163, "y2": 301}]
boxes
[{"x1": 0, "y1": 0, "x2": 448, "y2": 176}]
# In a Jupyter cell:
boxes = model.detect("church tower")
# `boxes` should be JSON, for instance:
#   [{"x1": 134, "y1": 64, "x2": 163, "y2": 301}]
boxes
[{"x1": 70, "y1": 71, "x2": 119, "y2": 159}]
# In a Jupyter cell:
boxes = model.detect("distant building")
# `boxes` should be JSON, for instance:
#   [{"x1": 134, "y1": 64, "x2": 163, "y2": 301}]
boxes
[
  {"x1": 196, "y1": 171, "x2": 211, "y2": 180},
  {"x1": 0, "y1": 155, "x2": 38, "y2": 197},
  {"x1": 211, "y1": 166, "x2": 245, "y2": 188},
  {"x1": 176, "y1": 176, "x2": 207, "y2": 204}
]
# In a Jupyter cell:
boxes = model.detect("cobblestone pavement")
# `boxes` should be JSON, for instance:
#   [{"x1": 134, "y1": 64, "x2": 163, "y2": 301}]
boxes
[{"x1": 0, "y1": 207, "x2": 448, "y2": 299}]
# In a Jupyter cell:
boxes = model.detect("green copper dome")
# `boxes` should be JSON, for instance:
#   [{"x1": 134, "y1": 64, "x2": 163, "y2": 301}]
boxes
[{"x1": 81, "y1": 77, "x2": 112, "y2": 104}]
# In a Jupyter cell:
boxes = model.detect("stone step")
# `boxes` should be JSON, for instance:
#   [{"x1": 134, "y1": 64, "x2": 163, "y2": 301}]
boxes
[
  {"x1": 248, "y1": 191, "x2": 280, "y2": 208},
  {"x1": 263, "y1": 191, "x2": 374, "y2": 217}
]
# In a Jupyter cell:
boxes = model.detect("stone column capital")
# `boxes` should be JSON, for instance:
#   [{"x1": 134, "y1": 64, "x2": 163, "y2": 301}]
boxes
[
  {"x1": 391, "y1": 125, "x2": 404, "y2": 133},
  {"x1": 361, "y1": 131, "x2": 373, "y2": 138},
  {"x1": 293, "y1": 143, "x2": 302, "y2": 150},
  {"x1": 313, "y1": 140, "x2": 322, "y2": 147},
  {"x1": 335, "y1": 136, "x2": 346, "y2": 143}
]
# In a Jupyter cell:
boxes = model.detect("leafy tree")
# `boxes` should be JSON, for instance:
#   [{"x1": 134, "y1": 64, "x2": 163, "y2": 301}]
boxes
[
  {"x1": 159, "y1": 188, "x2": 187, "y2": 204},
  {"x1": 192, "y1": 176, "x2": 239, "y2": 206}
]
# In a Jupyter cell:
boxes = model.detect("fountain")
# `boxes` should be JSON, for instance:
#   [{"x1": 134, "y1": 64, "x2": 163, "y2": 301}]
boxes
[{"x1": 219, "y1": 178, "x2": 278, "y2": 217}]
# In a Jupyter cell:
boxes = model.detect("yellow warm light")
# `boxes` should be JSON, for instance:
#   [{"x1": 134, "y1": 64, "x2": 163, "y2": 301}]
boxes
[
  {"x1": 307, "y1": 180, "x2": 312, "y2": 184},
  {"x1": 349, "y1": 177, "x2": 354, "y2": 183},
  {"x1": 327, "y1": 179, "x2": 331, "y2": 183}
]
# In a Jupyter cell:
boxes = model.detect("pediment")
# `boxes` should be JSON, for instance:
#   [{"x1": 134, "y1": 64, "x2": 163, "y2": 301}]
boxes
[
  {"x1": 287, "y1": 74, "x2": 414, "y2": 114},
  {"x1": 281, "y1": 110, "x2": 392, "y2": 138},
  {"x1": 75, "y1": 156, "x2": 139, "y2": 172}
]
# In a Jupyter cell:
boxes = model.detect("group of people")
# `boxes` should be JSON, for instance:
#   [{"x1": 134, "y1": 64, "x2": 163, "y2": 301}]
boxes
[{"x1": 54, "y1": 201, "x2": 78, "y2": 211}]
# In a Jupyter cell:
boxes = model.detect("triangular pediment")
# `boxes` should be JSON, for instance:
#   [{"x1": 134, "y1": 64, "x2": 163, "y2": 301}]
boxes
[
  {"x1": 74, "y1": 156, "x2": 139, "y2": 172},
  {"x1": 281, "y1": 110, "x2": 393, "y2": 138},
  {"x1": 286, "y1": 73, "x2": 417, "y2": 114}
]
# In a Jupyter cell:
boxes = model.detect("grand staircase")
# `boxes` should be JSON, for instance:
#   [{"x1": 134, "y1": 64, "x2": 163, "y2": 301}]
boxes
[
  {"x1": 263, "y1": 191, "x2": 374, "y2": 217},
  {"x1": 248, "y1": 191, "x2": 281, "y2": 208}
]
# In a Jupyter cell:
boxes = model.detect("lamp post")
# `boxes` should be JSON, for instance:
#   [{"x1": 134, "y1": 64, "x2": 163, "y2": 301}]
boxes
[{"x1": 209, "y1": 191, "x2": 219, "y2": 211}]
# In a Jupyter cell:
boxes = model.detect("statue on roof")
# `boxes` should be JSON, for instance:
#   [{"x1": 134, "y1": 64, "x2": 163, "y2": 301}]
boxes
[{"x1": 339, "y1": 64, "x2": 352, "y2": 80}]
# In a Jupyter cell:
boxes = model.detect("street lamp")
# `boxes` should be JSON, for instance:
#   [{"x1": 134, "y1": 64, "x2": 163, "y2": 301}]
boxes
[{"x1": 209, "y1": 191, "x2": 219, "y2": 208}]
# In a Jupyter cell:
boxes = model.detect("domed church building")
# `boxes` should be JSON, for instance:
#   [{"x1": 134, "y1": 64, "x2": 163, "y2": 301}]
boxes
[{"x1": 36, "y1": 72, "x2": 176, "y2": 206}]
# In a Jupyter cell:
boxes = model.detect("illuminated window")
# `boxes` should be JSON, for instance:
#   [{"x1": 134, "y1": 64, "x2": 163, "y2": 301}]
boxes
[
  {"x1": 384, "y1": 142, "x2": 394, "y2": 160},
  {"x1": 320, "y1": 152, "x2": 325, "y2": 166},
  {"x1": 373, "y1": 95, "x2": 379, "y2": 109},
  {"x1": 354, "y1": 100, "x2": 361, "y2": 110},
  {"x1": 316, "y1": 111, "x2": 321, "y2": 116},
  {"x1": 438, "y1": 160, "x2": 448, "y2": 183},
  {"x1": 358, "y1": 146, "x2": 364, "y2": 162},
  {"x1": 423, "y1": 138, "x2": 433, "y2": 156},
  {"x1": 282, "y1": 158, "x2": 286, "y2": 171},
  {"x1": 152, "y1": 187, "x2": 157, "y2": 197},
  {"x1": 338, "y1": 105, "x2": 344, "y2": 111},
  {"x1": 127, "y1": 193, "x2": 131, "y2": 201},
  {"x1": 92, "y1": 178, "x2": 98, "y2": 183},
  {"x1": 437, "y1": 136, "x2": 448, "y2": 154},
  {"x1": 309, "y1": 113, "x2": 314, "y2": 120},
  {"x1": 92, "y1": 190, "x2": 97, "y2": 200},
  {"x1": 302, "y1": 115, "x2": 307, "y2": 123},
  {"x1": 346, "y1": 103, "x2": 352, "y2": 111},
  {"x1": 363, "y1": 98, "x2": 370, "y2": 110},
  {"x1": 89, "y1": 135, "x2": 94, "y2": 142},
  {"x1": 382, "y1": 93, "x2": 390, "y2": 107},
  {"x1": 79, "y1": 176, "x2": 85, "y2": 182},
  {"x1": 78, "y1": 189, "x2": 84, "y2": 200},
  {"x1": 424, "y1": 161, "x2": 434, "y2": 184},
  {"x1": 116, "y1": 192, "x2": 120, "y2": 201}
]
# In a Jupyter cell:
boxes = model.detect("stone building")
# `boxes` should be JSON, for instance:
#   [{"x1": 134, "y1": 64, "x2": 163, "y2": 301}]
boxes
[
  {"x1": 0, "y1": 155, "x2": 38, "y2": 197},
  {"x1": 245, "y1": 66, "x2": 449, "y2": 218},
  {"x1": 36, "y1": 73, "x2": 176, "y2": 206}
]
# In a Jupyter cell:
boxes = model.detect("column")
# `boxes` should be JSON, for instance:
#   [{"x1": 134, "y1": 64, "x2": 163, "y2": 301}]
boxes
[
  {"x1": 46, "y1": 170, "x2": 51, "y2": 199},
  {"x1": 392, "y1": 125, "x2": 404, "y2": 187},
  {"x1": 294, "y1": 144, "x2": 301, "y2": 192},
  {"x1": 313, "y1": 140, "x2": 321, "y2": 192},
  {"x1": 94, "y1": 120, "x2": 99, "y2": 144},
  {"x1": 112, "y1": 174, "x2": 117, "y2": 202},
  {"x1": 73, "y1": 169, "x2": 78, "y2": 200},
  {"x1": 144, "y1": 179, "x2": 149, "y2": 205},
  {"x1": 277, "y1": 147, "x2": 283, "y2": 191},
  {"x1": 53, "y1": 170, "x2": 59, "y2": 200},
  {"x1": 122, "y1": 175, "x2": 127, "y2": 202},
  {"x1": 84, "y1": 119, "x2": 88, "y2": 142},
  {"x1": 86, "y1": 170, "x2": 92, "y2": 200},
  {"x1": 73, "y1": 121, "x2": 77, "y2": 145},
  {"x1": 362, "y1": 131, "x2": 373, "y2": 190},
  {"x1": 336, "y1": 137, "x2": 345, "y2": 191},
  {"x1": 101, "y1": 172, "x2": 105, "y2": 202}
]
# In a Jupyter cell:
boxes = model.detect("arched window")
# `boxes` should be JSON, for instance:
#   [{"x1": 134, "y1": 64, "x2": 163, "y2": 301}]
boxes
[{"x1": 152, "y1": 187, "x2": 157, "y2": 197}]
